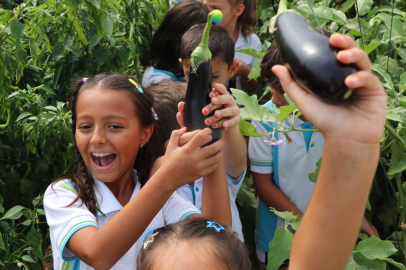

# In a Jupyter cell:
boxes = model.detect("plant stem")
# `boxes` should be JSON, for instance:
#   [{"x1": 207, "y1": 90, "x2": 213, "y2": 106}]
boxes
[
  {"x1": 385, "y1": 123, "x2": 406, "y2": 150},
  {"x1": 0, "y1": 109, "x2": 10, "y2": 129}
]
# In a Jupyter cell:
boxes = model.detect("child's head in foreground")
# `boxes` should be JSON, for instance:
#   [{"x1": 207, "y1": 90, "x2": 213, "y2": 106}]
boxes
[
  {"x1": 137, "y1": 217, "x2": 251, "y2": 270},
  {"x1": 140, "y1": 0, "x2": 209, "y2": 77},
  {"x1": 180, "y1": 24, "x2": 237, "y2": 85},
  {"x1": 146, "y1": 81, "x2": 187, "y2": 152},
  {"x1": 68, "y1": 74, "x2": 161, "y2": 214}
]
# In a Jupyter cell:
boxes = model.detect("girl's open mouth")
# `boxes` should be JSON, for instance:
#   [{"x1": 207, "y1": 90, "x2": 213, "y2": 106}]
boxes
[{"x1": 90, "y1": 153, "x2": 117, "y2": 169}]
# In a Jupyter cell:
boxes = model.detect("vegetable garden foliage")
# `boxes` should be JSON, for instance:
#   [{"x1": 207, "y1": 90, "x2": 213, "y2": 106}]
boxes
[
  {"x1": 0, "y1": 0, "x2": 168, "y2": 267},
  {"x1": 235, "y1": 0, "x2": 406, "y2": 268}
]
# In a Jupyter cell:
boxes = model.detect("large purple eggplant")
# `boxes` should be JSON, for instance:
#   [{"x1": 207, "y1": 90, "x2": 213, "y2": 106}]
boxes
[{"x1": 273, "y1": 12, "x2": 357, "y2": 103}]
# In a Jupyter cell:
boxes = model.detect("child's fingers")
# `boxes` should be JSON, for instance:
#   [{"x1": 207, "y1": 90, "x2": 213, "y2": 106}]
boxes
[
  {"x1": 198, "y1": 137, "x2": 225, "y2": 159},
  {"x1": 178, "y1": 102, "x2": 185, "y2": 113},
  {"x1": 202, "y1": 103, "x2": 223, "y2": 116},
  {"x1": 213, "y1": 83, "x2": 228, "y2": 95},
  {"x1": 176, "y1": 112, "x2": 185, "y2": 128},
  {"x1": 179, "y1": 130, "x2": 202, "y2": 146},
  {"x1": 166, "y1": 127, "x2": 187, "y2": 153},
  {"x1": 345, "y1": 70, "x2": 382, "y2": 92},
  {"x1": 329, "y1": 33, "x2": 356, "y2": 50},
  {"x1": 209, "y1": 89, "x2": 220, "y2": 99},
  {"x1": 337, "y1": 48, "x2": 371, "y2": 72},
  {"x1": 199, "y1": 145, "x2": 224, "y2": 168},
  {"x1": 185, "y1": 128, "x2": 213, "y2": 150}
]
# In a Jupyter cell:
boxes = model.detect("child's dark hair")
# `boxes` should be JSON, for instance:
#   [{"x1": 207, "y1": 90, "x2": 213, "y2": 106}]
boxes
[
  {"x1": 181, "y1": 24, "x2": 235, "y2": 68},
  {"x1": 146, "y1": 81, "x2": 187, "y2": 154},
  {"x1": 140, "y1": 0, "x2": 209, "y2": 77},
  {"x1": 137, "y1": 217, "x2": 251, "y2": 270},
  {"x1": 60, "y1": 74, "x2": 161, "y2": 216},
  {"x1": 260, "y1": 41, "x2": 283, "y2": 92},
  {"x1": 230, "y1": 0, "x2": 257, "y2": 38}
]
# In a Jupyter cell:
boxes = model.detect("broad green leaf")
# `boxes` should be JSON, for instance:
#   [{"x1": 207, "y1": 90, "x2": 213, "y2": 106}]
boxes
[
  {"x1": 376, "y1": 56, "x2": 404, "y2": 78},
  {"x1": 356, "y1": 236, "x2": 397, "y2": 260},
  {"x1": 21, "y1": 220, "x2": 32, "y2": 226},
  {"x1": 16, "y1": 112, "x2": 32, "y2": 122},
  {"x1": 308, "y1": 158, "x2": 322, "y2": 183},
  {"x1": 294, "y1": 4, "x2": 334, "y2": 26},
  {"x1": 270, "y1": 208, "x2": 298, "y2": 222},
  {"x1": 357, "y1": 0, "x2": 373, "y2": 16},
  {"x1": 284, "y1": 93, "x2": 293, "y2": 105},
  {"x1": 63, "y1": 35, "x2": 75, "y2": 52},
  {"x1": 27, "y1": 225, "x2": 43, "y2": 261},
  {"x1": 376, "y1": 14, "x2": 403, "y2": 37},
  {"x1": 236, "y1": 182, "x2": 256, "y2": 208},
  {"x1": 35, "y1": 85, "x2": 56, "y2": 95},
  {"x1": 388, "y1": 159, "x2": 406, "y2": 176},
  {"x1": 259, "y1": 86, "x2": 271, "y2": 102},
  {"x1": 122, "y1": 38, "x2": 136, "y2": 54},
  {"x1": 43, "y1": 106, "x2": 58, "y2": 112},
  {"x1": 276, "y1": 104, "x2": 296, "y2": 123},
  {"x1": 384, "y1": 258, "x2": 406, "y2": 270},
  {"x1": 289, "y1": 216, "x2": 302, "y2": 231},
  {"x1": 52, "y1": 42, "x2": 64, "y2": 60},
  {"x1": 248, "y1": 60, "x2": 261, "y2": 81},
  {"x1": 236, "y1": 47, "x2": 264, "y2": 59},
  {"x1": 371, "y1": 64, "x2": 393, "y2": 89},
  {"x1": 396, "y1": 49, "x2": 406, "y2": 62},
  {"x1": 386, "y1": 109, "x2": 404, "y2": 123},
  {"x1": 1, "y1": 205, "x2": 25, "y2": 220},
  {"x1": 10, "y1": 18, "x2": 24, "y2": 45},
  {"x1": 364, "y1": 42, "x2": 382, "y2": 55},
  {"x1": 37, "y1": 209, "x2": 45, "y2": 215},
  {"x1": 22, "y1": 255, "x2": 35, "y2": 263},
  {"x1": 352, "y1": 252, "x2": 386, "y2": 270},
  {"x1": 332, "y1": 9, "x2": 347, "y2": 25},
  {"x1": 29, "y1": 38, "x2": 38, "y2": 66},
  {"x1": 237, "y1": 120, "x2": 268, "y2": 137},
  {"x1": 267, "y1": 227, "x2": 294, "y2": 270},
  {"x1": 89, "y1": 35, "x2": 103, "y2": 49},
  {"x1": 381, "y1": 28, "x2": 401, "y2": 44},
  {"x1": 377, "y1": 6, "x2": 406, "y2": 17},
  {"x1": 102, "y1": 17, "x2": 113, "y2": 40},
  {"x1": 400, "y1": 72, "x2": 406, "y2": 90},
  {"x1": 344, "y1": 256, "x2": 357, "y2": 270},
  {"x1": 339, "y1": 0, "x2": 355, "y2": 13},
  {"x1": 231, "y1": 88, "x2": 276, "y2": 123}
]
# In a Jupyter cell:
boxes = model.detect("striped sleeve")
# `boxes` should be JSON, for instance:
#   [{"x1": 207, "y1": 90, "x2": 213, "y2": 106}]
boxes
[
  {"x1": 163, "y1": 193, "x2": 200, "y2": 223},
  {"x1": 44, "y1": 180, "x2": 98, "y2": 262},
  {"x1": 248, "y1": 120, "x2": 274, "y2": 174}
]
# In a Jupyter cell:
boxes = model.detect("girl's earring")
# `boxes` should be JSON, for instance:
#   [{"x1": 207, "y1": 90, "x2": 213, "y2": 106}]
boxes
[{"x1": 141, "y1": 143, "x2": 144, "y2": 148}]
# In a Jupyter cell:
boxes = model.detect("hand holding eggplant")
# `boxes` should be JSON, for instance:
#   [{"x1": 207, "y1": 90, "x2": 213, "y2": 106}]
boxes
[{"x1": 272, "y1": 33, "x2": 386, "y2": 146}]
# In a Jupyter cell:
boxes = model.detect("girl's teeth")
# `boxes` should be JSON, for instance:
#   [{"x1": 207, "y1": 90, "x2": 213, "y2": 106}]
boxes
[{"x1": 93, "y1": 153, "x2": 112, "y2": 157}]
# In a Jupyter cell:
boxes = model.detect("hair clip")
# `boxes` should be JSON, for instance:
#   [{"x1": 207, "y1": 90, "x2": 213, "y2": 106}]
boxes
[
  {"x1": 151, "y1": 108, "x2": 158, "y2": 121},
  {"x1": 143, "y1": 232, "x2": 159, "y2": 249},
  {"x1": 83, "y1": 77, "x2": 88, "y2": 83},
  {"x1": 129, "y1": 78, "x2": 144, "y2": 94},
  {"x1": 206, "y1": 221, "x2": 225, "y2": 233}
]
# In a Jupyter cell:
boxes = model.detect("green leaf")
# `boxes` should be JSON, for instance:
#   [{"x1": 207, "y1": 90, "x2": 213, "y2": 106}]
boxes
[
  {"x1": 37, "y1": 209, "x2": 45, "y2": 215},
  {"x1": 35, "y1": 159, "x2": 49, "y2": 176},
  {"x1": 366, "y1": 199, "x2": 371, "y2": 211},
  {"x1": 267, "y1": 227, "x2": 294, "y2": 270},
  {"x1": 89, "y1": 35, "x2": 103, "y2": 49},
  {"x1": 235, "y1": 47, "x2": 264, "y2": 59},
  {"x1": 400, "y1": 72, "x2": 406, "y2": 90},
  {"x1": 20, "y1": 179, "x2": 34, "y2": 196},
  {"x1": 231, "y1": 88, "x2": 276, "y2": 123},
  {"x1": 270, "y1": 208, "x2": 298, "y2": 222},
  {"x1": 52, "y1": 42, "x2": 65, "y2": 60},
  {"x1": 344, "y1": 256, "x2": 357, "y2": 270},
  {"x1": 1, "y1": 205, "x2": 25, "y2": 220},
  {"x1": 352, "y1": 252, "x2": 386, "y2": 270},
  {"x1": 16, "y1": 112, "x2": 33, "y2": 122},
  {"x1": 122, "y1": 38, "x2": 136, "y2": 54},
  {"x1": 29, "y1": 38, "x2": 38, "y2": 66},
  {"x1": 43, "y1": 106, "x2": 58, "y2": 112},
  {"x1": 364, "y1": 42, "x2": 382, "y2": 55},
  {"x1": 237, "y1": 120, "x2": 268, "y2": 137},
  {"x1": 102, "y1": 17, "x2": 113, "y2": 40},
  {"x1": 371, "y1": 64, "x2": 393, "y2": 89},
  {"x1": 384, "y1": 258, "x2": 406, "y2": 270},
  {"x1": 276, "y1": 104, "x2": 297, "y2": 122},
  {"x1": 27, "y1": 225, "x2": 43, "y2": 261},
  {"x1": 339, "y1": 0, "x2": 355, "y2": 13},
  {"x1": 248, "y1": 60, "x2": 261, "y2": 81},
  {"x1": 10, "y1": 18, "x2": 24, "y2": 45},
  {"x1": 0, "y1": 232, "x2": 5, "y2": 251},
  {"x1": 357, "y1": 0, "x2": 373, "y2": 16},
  {"x1": 63, "y1": 35, "x2": 75, "y2": 53},
  {"x1": 356, "y1": 236, "x2": 397, "y2": 260},
  {"x1": 35, "y1": 85, "x2": 56, "y2": 95},
  {"x1": 388, "y1": 159, "x2": 406, "y2": 176},
  {"x1": 236, "y1": 182, "x2": 256, "y2": 208},
  {"x1": 376, "y1": 14, "x2": 403, "y2": 37},
  {"x1": 308, "y1": 158, "x2": 322, "y2": 183},
  {"x1": 22, "y1": 255, "x2": 35, "y2": 263}
]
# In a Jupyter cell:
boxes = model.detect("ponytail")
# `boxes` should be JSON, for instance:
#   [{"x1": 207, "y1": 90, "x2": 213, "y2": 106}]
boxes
[{"x1": 233, "y1": 0, "x2": 257, "y2": 38}]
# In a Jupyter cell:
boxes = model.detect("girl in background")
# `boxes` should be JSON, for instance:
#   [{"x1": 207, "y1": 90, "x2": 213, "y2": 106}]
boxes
[
  {"x1": 204, "y1": 0, "x2": 261, "y2": 93},
  {"x1": 141, "y1": 0, "x2": 208, "y2": 88}
]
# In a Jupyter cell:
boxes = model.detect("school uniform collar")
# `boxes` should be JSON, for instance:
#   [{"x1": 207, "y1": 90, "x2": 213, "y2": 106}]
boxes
[
  {"x1": 235, "y1": 27, "x2": 248, "y2": 49},
  {"x1": 92, "y1": 169, "x2": 141, "y2": 214}
]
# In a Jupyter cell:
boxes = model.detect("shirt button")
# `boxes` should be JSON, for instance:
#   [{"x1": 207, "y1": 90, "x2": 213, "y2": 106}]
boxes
[
  {"x1": 196, "y1": 187, "x2": 199, "y2": 192},
  {"x1": 311, "y1": 143, "x2": 314, "y2": 147}
]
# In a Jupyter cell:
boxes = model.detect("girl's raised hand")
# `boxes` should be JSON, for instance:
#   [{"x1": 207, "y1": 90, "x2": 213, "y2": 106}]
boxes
[
  {"x1": 177, "y1": 83, "x2": 241, "y2": 134},
  {"x1": 272, "y1": 33, "x2": 387, "y2": 146},
  {"x1": 160, "y1": 127, "x2": 224, "y2": 189}
]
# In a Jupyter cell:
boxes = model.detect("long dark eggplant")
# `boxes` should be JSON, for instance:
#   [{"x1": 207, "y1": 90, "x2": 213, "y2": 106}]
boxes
[
  {"x1": 184, "y1": 11, "x2": 222, "y2": 144},
  {"x1": 269, "y1": 0, "x2": 357, "y2": 103}
]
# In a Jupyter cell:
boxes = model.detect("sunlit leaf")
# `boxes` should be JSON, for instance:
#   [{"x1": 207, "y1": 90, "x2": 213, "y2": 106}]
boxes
[
  {"x1": 237, "y1": 120, "x2": 268, "y2": 137},
  {"x1": 267, "y1": 227, "x2": 294, "y2": 270},
  {"x1": 1, "y1": 205, "x2": 25, "y2": 220},
  {"x1": 103, "y1": 17, "x2": 114, "y2": 40},
  {"x1": 248, "y1": 60, "x2": 261, "y2": 81},
  {"x1": 356, "y1": 236, "x2": 397, "y2": 260}
]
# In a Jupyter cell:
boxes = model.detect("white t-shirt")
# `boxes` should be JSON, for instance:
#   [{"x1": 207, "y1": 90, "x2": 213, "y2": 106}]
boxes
[
  {"x1": 142, "y1": 66, "x2": 186, "y2": 88},
  {"x1": 176, "y1": 168, "x2": 246, "y2": 242},
  {"x1": 44, "y1": 170, "x2": 200, "y2": 270},
  {"x1": 248, "y1": 101, "x2": 324, "y2": 263},
  {"x1": 234, "y1": 29, "x2": 262, "y2": 92}
]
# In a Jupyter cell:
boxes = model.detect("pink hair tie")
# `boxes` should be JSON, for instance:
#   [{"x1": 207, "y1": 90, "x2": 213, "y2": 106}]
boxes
[
  {"x1": 83, "y1": 78, "x2": 88, "y2": 83},
  {"x1": 151, "y1": 108, "x2": 158, "y2": 120}
]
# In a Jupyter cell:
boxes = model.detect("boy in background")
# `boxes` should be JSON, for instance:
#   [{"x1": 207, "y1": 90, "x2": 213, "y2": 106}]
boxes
[
  {"x1": 148, "y1": 24, "x2": 247, "y2": 241},
  {"x1": 248, "y1": 41, "x2": 380, "y2": 270}
]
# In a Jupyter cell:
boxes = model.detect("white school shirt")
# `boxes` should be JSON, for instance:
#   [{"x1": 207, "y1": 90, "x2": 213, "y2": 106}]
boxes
[
  {"x1": 176, "y1": 168, "x2": 247, "y2": 242},
  {"x1": 142, "y1": 66, "x2": 186, "y2": 88},
  {"x1": 234, "y1": 29, "x2": 262, "y2": 92},
  {"x1": 44, "y1": 170, "x2": 200, "y2": 270},
  {"x1": 248, "y1": 101, "x2": 324, "y2": 263}
]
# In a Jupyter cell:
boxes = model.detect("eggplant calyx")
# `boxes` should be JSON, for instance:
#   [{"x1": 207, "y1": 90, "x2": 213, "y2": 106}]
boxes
[
  {"x1": 269, "y1": 0, "x2": 288, "y2": 34},
  {"x1": 190, "y1": 12, "x2": 214, "y2": 72}
]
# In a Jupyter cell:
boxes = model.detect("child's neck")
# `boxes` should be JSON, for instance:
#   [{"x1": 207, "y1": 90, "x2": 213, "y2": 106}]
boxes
[
  {"x1": 105, "y1": 173, "x2": 135, "y2": 207},
  {"x1": 224, "y1": 22, "x2": 239, "y2": 43}
]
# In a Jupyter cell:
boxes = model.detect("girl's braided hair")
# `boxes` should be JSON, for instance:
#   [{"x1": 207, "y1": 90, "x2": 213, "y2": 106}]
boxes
[
  {"x1": 55, "y1": 74, "x2": 162, "y2": 216},
  {"x1": 137, "y1": 217, "x2": 252, "y2": 270}
]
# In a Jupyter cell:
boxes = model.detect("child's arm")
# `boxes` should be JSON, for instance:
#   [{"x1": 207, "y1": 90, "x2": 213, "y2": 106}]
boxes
[
  {"x1": 62, "y1": 128, "x2": 224, "y2": 269},
  {"x1": 201, "y1": 156, "x2": 232, "y2": 226},
  {"x1": 178, "y1": 83, "x2": 247, "y2": 178},
  {"x1": 234, "y1": 59, "x2": 258, "y2": 93},
  {"x1": 252, "y1": 172, "x2": 303, "y2": 217},
  {"x1": 273, "y1": 33, "x2": 386, "y2": 270}
]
